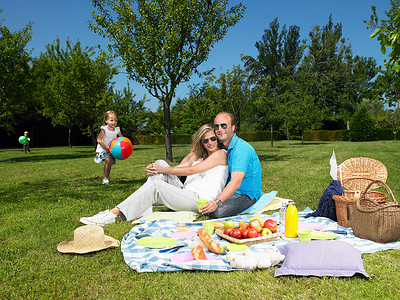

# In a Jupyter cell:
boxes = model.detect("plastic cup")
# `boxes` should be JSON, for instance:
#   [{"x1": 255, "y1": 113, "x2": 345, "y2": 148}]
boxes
[
  {"x1": 197, "y1": 199, "x2": 207, "y2": 213},
  {"x1": 202, "y1": 221, "x2": 214, "y2": 235},
  {"x1": 297, "y1": 229, "x2": 312, "y2": 242}
]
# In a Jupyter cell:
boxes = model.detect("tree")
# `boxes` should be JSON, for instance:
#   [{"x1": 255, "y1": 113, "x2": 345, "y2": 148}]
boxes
[
  {"x1": 172, "y1": 83, "x2": 218, "y2": 134},
  {"x1": 215, "y1": 65, "x2": 250, "y2": 132},
  {"x1": 302, "y1": 14, "x2": 352, "y2": 119},
  {"x1": 242, "y1": 18, "x2": 303, "y2": 145},
  {"x1": 0, "y1": 12, "x2": 33, "y2": 132},
  {"x1": 110, "y1": 85, "x2": 150, "y2": 135},
  {"x1": 89, "y1": 0, "x2": 245, "y2": 161},
  {"x1": 349, "y1": 105, "x2": 376, "y2": 142},
  {"x1": 366, "y1": 0, "x2": 400, "y2": 73},
  {"x1": 33, "y1": 38, "x2": 117, "y2": 147}
]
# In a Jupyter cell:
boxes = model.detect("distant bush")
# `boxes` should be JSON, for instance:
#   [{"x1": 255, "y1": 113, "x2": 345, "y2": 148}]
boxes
[{"x1": 349, "y1": 106, "x2": 376, "y2": 142}]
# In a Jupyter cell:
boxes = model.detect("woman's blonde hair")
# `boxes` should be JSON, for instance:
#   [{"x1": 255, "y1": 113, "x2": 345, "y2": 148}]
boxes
[
  {"x1": 103, "y1": 110, "x2": 118, "y2": 125},
  {"x1": 191, "y1": 123, "x2": 218, "y2": 159}
]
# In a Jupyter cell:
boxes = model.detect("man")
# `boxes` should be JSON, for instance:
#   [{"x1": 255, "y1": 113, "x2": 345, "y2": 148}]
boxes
[{"x1": 201, "y1": 111, "x2": 262, "y2": 218}]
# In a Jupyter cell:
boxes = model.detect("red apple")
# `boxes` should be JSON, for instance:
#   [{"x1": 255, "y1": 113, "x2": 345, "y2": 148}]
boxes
[
  {"x1": 241, "y1": 229, "x2": 249, "y2": 239},
  {"x1": 230, "y1": 227, "x2": 243, "y2": 239},
  {"x1": 257, "y1": 233, "x2": 262, "y2": 237},
  {"x1": 224, "y1": 227, "x2": 234, "y2": 236},
  {"x1": 249, "y1": 219, "x2": 263, "y2": 233},
  {"x1": 238, "y1": 221, "x2": 249, "y2": 231},
  {"x1": 247, "y1": 228, "x2": 259, "y2": 238},
  {"x1": 263, "y1": 219, "x2": 278, "y2": 233}
]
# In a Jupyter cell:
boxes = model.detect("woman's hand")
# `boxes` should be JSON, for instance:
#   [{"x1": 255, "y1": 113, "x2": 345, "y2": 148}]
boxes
[
  {"x1": 146, "y1": 163, "x2": 164, "y2": 176},
  {"x1": 145, "y1": 163, "x2": 157, "y2": 176},
  {"x1": 200, "y1": 200, "x2": 218, "y2": 215}
]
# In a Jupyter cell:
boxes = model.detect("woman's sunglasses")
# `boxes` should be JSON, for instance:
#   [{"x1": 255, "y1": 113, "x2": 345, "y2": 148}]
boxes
[
  {"x1": 202, "y1": 136, "x2": 217, "y2": 144},
  {"x1": 214, "y1": 123, "x2": 228, "y2": 129}
]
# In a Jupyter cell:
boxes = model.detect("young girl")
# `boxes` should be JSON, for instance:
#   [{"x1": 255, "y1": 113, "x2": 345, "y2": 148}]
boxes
[{"x1": 94, "y1": 111, "x2": 123, "y2": 184}]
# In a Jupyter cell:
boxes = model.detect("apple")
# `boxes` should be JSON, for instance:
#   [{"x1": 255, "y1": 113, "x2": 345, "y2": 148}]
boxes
[
  {"x1": 230, "y1": 227, "x2": 243, "y2": 239},
  {"x1": 247, "y1": 228, "x2": 259, "y2": 238},
  {"x1": 261, "y1": 228, "x2": 272, "y2": 236},
  {"x1": 249, "y1": 219, "x2": 263, "y2": 233},
  {"x1": 241, "y1": 229, "x2": 249, "y2": 239},
  {"x1": 257, "y1": 232, "x2": 262, "y2": 237},
  {"x1": 238, "y1": 221, "x2": 249, "y2": 230},
  {"x1": 224, "y1": 220, "x2": 235, "y2": 228},
  {"x1": 249, "y1": 216, "x2": 263, "y2": 226},
  {"x1": 263, "y1": 219, "x2": 278, "y2": 233},
  {"x1": 224, "y1": 227, "x2": 234, "y2": 236}
]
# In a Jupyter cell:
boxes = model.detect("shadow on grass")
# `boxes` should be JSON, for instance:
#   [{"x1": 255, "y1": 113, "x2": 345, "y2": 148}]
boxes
[
  {"x1": 0, "y1": 176, "x2": 147, "y2": 204},
  {"x1": 257, "y1": 154, "x2": 291, "y2": 162},
  {"x1": 1, "y1": 153, "x2": 94, "y2": 163}
]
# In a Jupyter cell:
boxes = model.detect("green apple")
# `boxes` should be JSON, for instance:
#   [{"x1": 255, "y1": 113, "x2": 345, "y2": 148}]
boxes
[
  {"x1": 261, "y1": 228, "x2": 272, "y2": 236},
  {"x1": 224, "y1": 220, "x2": 235, "y2": 228}
]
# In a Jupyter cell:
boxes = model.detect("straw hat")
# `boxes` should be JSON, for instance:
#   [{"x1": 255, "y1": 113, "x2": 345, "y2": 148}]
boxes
[{"x1": 57, "y1": 225, "x2": 119, "y2": 254}]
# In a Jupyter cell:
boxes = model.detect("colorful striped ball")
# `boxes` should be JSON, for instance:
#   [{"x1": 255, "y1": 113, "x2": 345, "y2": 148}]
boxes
[{"x1": 109, "y1": 137, "x2": 133, "y2": 160}]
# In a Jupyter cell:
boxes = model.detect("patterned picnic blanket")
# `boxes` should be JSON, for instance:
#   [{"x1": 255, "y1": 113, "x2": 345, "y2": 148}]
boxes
[{"x1": 121, "y1": 208, "x2": 400, "y2": 273}]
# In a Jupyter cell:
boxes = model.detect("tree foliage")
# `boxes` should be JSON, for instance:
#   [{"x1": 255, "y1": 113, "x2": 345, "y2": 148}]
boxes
[
  {"x1": 110, "y1": 85, "x2": 150, "y2": 135},
  {"x1": 0, "y1": 12, "x2": 33, "y2": 132},
  {"x1": 89, "y1": 0, "x2": 245, "y2": 161},
  {"x1": 366, "y1": 0, "x2": 400, "y2": 73},
  {"x1": 349, "y1": 105, "x2": 376, "y2": 142},
  {"x1": 33, "y1": 38, "x2": 117, "y2": 147}
]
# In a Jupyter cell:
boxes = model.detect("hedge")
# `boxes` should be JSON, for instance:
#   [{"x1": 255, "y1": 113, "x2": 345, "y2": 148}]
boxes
[
  {"x1": 131, "y1": 131, "x2": 281, "y2": 145},
  {"x1": 303, "y1": 129, "x2": 395, "y2": 141}
]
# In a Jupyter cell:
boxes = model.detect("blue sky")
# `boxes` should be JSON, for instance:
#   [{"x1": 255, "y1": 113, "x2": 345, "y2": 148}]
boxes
[{"x1": 1, "y1": 0, "x2": 390, "y2": 111}]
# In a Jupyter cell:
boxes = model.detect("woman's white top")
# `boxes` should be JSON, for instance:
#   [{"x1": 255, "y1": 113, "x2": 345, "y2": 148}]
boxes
[
  {"x1": 183, "y1": 157, "x2": 229, "y2": 201},
  {"x1": 95, "y1": 125, "x2": 120, "y2": 152}
]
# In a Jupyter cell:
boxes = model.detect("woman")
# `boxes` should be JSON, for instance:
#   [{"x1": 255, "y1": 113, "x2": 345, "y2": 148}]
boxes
[{"x1": 80, "y1": 124, "x2": 228, "y2": 226}]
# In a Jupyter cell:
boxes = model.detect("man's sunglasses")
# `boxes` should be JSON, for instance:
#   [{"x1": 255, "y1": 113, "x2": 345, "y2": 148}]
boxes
[
  {"x1": 202, "y1": 136, "x2": 217, "y2": 144},
  {"x1": 214, "y1": 123, "x2": 229, "y2": 129}
]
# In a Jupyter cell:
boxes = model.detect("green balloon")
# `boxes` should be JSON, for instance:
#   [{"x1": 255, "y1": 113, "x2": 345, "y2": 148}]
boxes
[{"x1": 19, "y1": 136, "x2": 27, "y2": 145}]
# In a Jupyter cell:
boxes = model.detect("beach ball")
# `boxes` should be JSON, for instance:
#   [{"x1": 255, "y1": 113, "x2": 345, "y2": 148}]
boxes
[
  {"x1": 18, "y1": 136, "x2": 28, "y2": 145},
  {"x1": 109, "y1": 137, "x2": 133, "y2": 160}
]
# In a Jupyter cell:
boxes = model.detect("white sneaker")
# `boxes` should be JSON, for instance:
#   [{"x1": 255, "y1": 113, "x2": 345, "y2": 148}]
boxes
[
  {"x1": 102, "y1": 178, "x2": 110, "y2": 185},
  {"x1": 80, "y1": 210, "x2": 117, "y2": 226}
]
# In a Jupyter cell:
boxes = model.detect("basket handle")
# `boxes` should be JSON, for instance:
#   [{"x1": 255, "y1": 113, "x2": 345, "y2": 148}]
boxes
[{"x1": 361, "y1": 179, "x2": 397, "y2": 204}]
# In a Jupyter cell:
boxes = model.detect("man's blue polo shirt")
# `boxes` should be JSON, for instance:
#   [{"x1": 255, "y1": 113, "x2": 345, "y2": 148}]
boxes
[{"x1": 226, "y1": 133, "x2": 261, "y2": 200}]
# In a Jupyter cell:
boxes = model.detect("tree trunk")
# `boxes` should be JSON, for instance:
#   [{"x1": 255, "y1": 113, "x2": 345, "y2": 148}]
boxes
[
  {"x1": 286, "y1": 122, "x2": 290, "y2": 145},
  {"x1": 270, "y1": 124, "x2": 274, "y2": 147},
  {"x1": 91, "y1": 127, "x2": 97, "y2": 150},
  {"x1": 68, "y1": 126, "x2": 72, "y2": 148},
  {"x1": 163, "y1": 101, "x2": 173, "y2": 162}
]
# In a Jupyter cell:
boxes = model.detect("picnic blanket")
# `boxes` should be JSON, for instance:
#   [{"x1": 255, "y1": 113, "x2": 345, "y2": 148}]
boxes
[{"x1": 121, "y1": 208, "x2": 400, "y2": 273}]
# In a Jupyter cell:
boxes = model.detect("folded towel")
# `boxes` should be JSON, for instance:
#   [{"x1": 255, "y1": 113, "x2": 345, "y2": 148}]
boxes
[{"x1": 240, "y1": 191, "x2": 278, "y2": 214}]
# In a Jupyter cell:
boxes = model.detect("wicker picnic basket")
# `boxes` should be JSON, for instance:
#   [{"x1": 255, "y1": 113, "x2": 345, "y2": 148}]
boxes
[
  {"x1": 337, "y1": 157, "x2": 388, "y2": 191},
  {"x1": 350, "y1": 180, "x2": 400, "y2": 243},
  {"x1": 334, "y1": 158, "x2": 388, "y2": 228},
  {"x1": 332, "y1": 177, "x2": 389, "y2": 227}
]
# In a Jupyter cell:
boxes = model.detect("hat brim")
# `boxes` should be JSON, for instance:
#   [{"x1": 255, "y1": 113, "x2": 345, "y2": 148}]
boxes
[{"x1": 57, "y1": 235, "x2": 120, "y2": 254}]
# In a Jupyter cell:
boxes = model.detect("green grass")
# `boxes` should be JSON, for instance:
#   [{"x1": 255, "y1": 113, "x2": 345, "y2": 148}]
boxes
[{"x1": 1, "y1": 141, "x2": 400, "y2": 299}]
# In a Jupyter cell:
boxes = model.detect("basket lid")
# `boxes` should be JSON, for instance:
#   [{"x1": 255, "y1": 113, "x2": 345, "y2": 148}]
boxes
[{"x1": 337, "y1": 157, "x2": 387, "y2": 190}]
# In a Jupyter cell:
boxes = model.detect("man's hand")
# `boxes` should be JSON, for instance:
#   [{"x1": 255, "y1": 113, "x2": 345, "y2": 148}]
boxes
[{"x1": 201, "y1": 200, "x2": 218, "y2": 215}]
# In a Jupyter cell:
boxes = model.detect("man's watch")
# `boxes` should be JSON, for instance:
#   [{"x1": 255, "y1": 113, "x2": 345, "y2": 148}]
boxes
[{"x1": 216, "y1": 199, "x2": 223, "y2": 207}]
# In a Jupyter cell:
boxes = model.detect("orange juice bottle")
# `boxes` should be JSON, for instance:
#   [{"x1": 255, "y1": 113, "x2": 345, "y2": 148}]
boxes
[{"x1": 285, "y1": 201, "x2": 298, "y2": 238}]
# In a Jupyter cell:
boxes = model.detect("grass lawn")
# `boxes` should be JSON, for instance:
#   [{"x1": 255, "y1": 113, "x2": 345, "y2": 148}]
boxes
[{"x1": 1, "y1": 140, "x2": 400, "y2": 299}]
